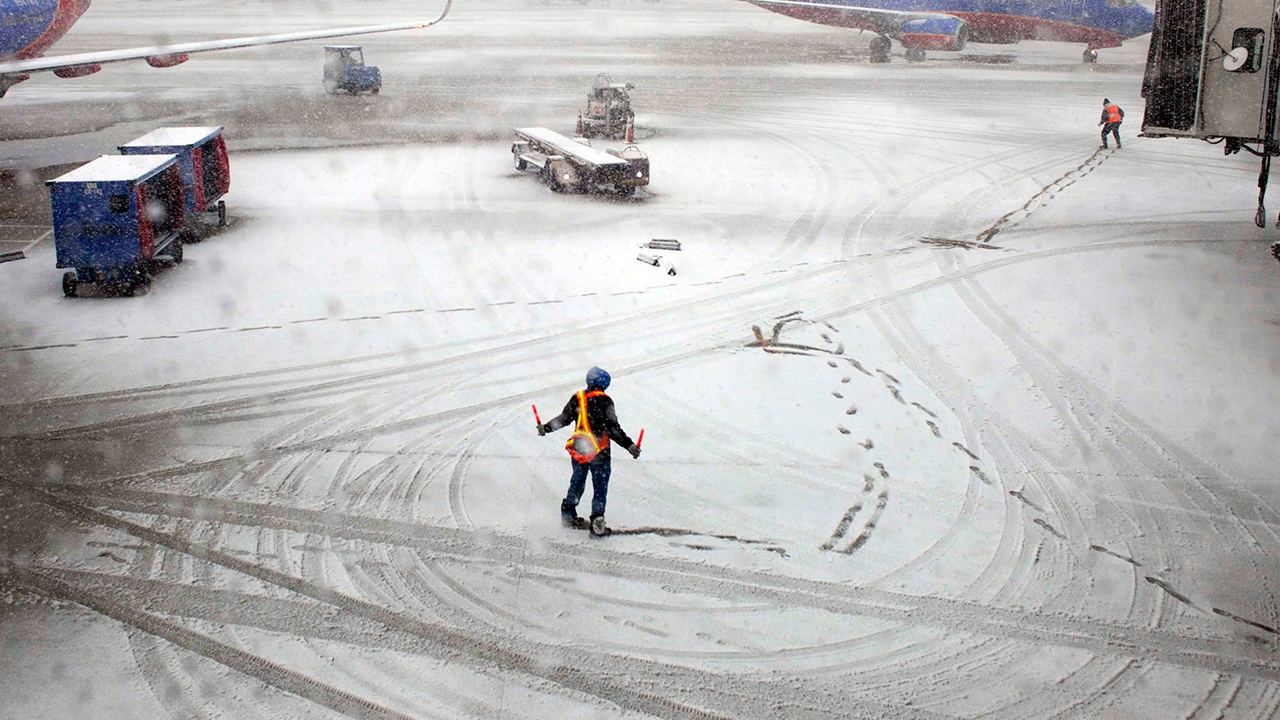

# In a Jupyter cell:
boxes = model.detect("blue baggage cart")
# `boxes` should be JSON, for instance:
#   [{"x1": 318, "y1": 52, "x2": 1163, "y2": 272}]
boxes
[
  {"x1": 47, "y1": 154, "x2": 186, "y2": 297},
  {"x1": 119, "y1": 126, "x2": 230, "y2": 233}
]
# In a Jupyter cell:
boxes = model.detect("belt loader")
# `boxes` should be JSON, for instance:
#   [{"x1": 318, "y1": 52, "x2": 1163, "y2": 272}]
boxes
[{"x1": 512, "y1": 127, "x2": 648, "y2": 196}]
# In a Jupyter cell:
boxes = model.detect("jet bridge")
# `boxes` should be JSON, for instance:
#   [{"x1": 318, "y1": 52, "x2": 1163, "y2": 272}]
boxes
[{"x1": 1142, "y1": 0, "x2": 1280, "y2": 228}]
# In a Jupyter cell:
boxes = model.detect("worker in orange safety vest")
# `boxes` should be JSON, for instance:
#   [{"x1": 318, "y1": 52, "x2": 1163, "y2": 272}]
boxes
[
  {"x1": 538, "y1": 366, "x2": 640, "y2": 537},
  {"x1": 1099, "y1": 98, "x2": 1125, "y2": 149}
]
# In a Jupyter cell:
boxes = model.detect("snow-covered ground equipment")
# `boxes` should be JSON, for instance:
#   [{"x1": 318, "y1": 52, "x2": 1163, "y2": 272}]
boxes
[
  {"x1": 512, "y1": 127, "x2": 649, "y2": 195},
  {"x1": 48, "y1": 154, "x2": 185, "y2": 297},
  {"x1": 119, "y1": 126, "x2": 230, "y2": 235},
  {"x1": 580, "y1": 74, "x2": 634, "y2": 140},
  {"x1": 643, "y1": 238, "x2": 681, "y2": 251},
  {"x1": 323, "y1": 45, "x2": 381, "y2": 95}
]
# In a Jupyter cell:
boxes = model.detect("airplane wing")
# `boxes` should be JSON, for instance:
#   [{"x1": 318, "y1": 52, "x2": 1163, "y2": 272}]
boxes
[
  {"x1": 0, "y1": 0, "x2": 451, "y2": 76},
  {"x1": 740, "y1": 0, "x2": 955, "y2": 38}
]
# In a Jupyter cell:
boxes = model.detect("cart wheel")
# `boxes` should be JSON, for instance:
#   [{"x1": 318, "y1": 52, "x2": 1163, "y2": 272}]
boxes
[
  {"x1": 371, "y1": 87, "x2": 380, "y2": 95},
  {"x1": 617, "y1": 186, "x2": 636, "y2": 197},
  {"x1": 62, "y1": 272, "x2": 78, "y2": 298},
  {"x1": 516, "y1": 157, "x2": 528, "y2": 171},
  {"x1": 124, "y1": 275, "x2": 151, "y2": 297},
  {"x1": 541, "y1": 163, "x2": 563, "y2": 192},
  {"x1": 169, "y1": 239, "x2": 184, "y2": 265},
  {"x1": 217, "y1": 200, "x2": 227, "y2": 227}
]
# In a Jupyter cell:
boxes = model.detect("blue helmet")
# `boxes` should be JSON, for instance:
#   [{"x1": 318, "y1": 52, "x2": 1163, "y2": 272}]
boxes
[{"x1": 585, "y1": 366, "x2": 611, "y2": 391}]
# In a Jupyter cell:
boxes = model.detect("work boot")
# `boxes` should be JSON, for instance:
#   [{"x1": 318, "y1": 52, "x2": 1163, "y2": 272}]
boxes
[
  {"x1": 561, "y1": 501, "x2": 586, "y2": 529},
  {"x1": 589, "y1": 514, "x2": 611, "y2": 538}
]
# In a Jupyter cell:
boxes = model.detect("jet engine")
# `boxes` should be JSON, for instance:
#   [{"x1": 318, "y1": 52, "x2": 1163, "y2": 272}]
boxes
[{"x1": 899, "y1": 17, "x2": 969, "y2": 52}]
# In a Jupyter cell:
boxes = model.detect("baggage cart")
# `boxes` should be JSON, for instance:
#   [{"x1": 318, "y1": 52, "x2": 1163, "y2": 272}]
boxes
[
  {"x1": 47, "y1": 154, "x2": 185, "y2": 297},
  {"x1": 513, "y1": 126, "x2": 649, "y2": 195},
  {"x1": 119, "y1": 126, "x2": 230, "y2": 233}
]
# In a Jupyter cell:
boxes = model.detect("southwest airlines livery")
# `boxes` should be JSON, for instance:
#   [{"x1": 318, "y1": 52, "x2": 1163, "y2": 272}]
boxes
[
  {"x1": 0, "y1": 0, "x2": 452, "y2": 98},
  {"x1": 740, "y1": 0, "x2": 1153, "y2": 62}
]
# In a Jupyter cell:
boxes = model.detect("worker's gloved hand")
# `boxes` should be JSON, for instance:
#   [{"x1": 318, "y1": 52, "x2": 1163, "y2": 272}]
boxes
[
  {"x1": 537, "y1": 424, "x2": 546, "y2": 437},
  {"x1": 629, "y1": 445, "x2": 641, "y2": 459}
]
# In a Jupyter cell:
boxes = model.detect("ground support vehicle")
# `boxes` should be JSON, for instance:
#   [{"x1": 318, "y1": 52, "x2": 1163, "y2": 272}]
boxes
[
  {"x1": 119, "y1": 126, "x2": 230, "y2": 237},
  {"x1": 323, "y1": 45, "x2": 381, "y2": 95},
  {"x1": 581, "y1": 74, "x2": 634, "y2": 140},
  {"x1": 47, "y1": 154, "x2": 185, "y2": 297},
  {"x1": 512, "y1": 127, "x2": 648, "y2": 196}
]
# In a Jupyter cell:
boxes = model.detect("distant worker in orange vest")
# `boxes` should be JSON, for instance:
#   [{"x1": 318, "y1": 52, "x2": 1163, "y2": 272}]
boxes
[
  {"x1": 538, "y1": 366, "x2": 641, "y2": 537},
  {"x1": 1099, "y1": 98, "x2": 1125, "y2": 149}
]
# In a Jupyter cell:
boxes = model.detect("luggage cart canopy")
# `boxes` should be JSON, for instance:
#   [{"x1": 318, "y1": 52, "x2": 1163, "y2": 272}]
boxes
[
  {"x1": 120, "y1": 126, "x2": 223, "y2": 151},
  {"x1": 47, "y1": 154, "x2": 179, "y2": 185}
]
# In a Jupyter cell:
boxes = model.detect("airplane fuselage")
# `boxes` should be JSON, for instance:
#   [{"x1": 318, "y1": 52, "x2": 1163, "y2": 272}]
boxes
[
  {"x1": 752, "y1": 0, "x2": 1153, "y2": 49},
  {"x1": 1, "y1": 0, "x2": 90, "y2": 61}
]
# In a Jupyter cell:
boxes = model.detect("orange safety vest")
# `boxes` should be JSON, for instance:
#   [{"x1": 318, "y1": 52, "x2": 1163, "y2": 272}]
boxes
[
  {"x1": 1104, "y1": 104, "x2": 1122, "y2": 124},
  {"x1": 565, "y1": 390, "x2": 610, "y2": 463}
]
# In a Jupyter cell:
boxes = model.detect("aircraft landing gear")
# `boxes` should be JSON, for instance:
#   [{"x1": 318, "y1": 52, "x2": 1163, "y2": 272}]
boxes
[
  {"x1": 1082, "y1": 48, "x2": 1098, "y2": 64},
  {"x1": 869, "y1": 35, "x2": 892, "y2": 63},
  {"x1": 906, "y1": 47, "x2": 926, "y2": 63}
]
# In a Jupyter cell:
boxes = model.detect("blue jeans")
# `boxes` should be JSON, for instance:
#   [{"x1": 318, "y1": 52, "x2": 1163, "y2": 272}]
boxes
[
  {"x1": 565, "y1": 454, "x2": 612, "y2": 518},
  {"x1": 1102, "y1": 123, "x2": 1121, "y2": 147}
]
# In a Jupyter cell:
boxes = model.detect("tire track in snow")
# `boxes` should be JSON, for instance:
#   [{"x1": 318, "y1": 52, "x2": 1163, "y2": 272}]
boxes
[
  {"x1": 954, "y1": 269, "x2": 1280, "y2": 633},
  {"x1": 15, "y1": 487, "x2": 756, "y2": 720},
  {"x1": 6, "y1": 563, "x2": 420, "y2": 720},
  {"x1": 854, "y1": 291, "x2": 1113, "y2": 710},
  {"x1": 42, "y1": 484, "x2": 1280, "y2": 682}
]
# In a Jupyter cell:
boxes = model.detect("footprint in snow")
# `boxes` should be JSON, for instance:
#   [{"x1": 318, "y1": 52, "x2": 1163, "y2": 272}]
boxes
[
  {"x1": 1032, "y1": 518, "x2": 1067, "y2": 540},
  {"x1": 847, "y1": 358, "x2": 873, "y2": 376},
  {"x1": 1009, "y1": 489, "x2": 1043, "y2": 511},
  {"x1": 952, "y1": 442, "x2": 979, "y2": 460},
  {"x1": 1089, "y1": 544, "x2": 1141, "y2": 567},
  {"x1": 911, "y1": 402, "x2": 937, "y2": 418},
  {"x1": 1145, "y1": 576, "x2": 1196, "y2": 607}
]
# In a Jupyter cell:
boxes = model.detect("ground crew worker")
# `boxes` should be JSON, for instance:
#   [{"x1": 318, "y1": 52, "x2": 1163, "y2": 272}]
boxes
[
  {"x1": 538, "y1": 366, "x2": 640, "y2": 537},
  {"x1": 1099, "y1": 98, "x2": 1124, "y2": 149}
]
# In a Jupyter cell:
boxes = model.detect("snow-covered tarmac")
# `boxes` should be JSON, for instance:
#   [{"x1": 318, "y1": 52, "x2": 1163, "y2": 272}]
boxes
[{"x1": 2, "y1": 1, "x2": 1279, "y2": 718}]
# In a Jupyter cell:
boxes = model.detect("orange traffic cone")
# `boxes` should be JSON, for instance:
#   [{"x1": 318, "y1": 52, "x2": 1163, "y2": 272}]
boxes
[
  {"x1": 575, "y1": 113, "x2": 584, "y2": 137},
  {"x1": 625, "y1": 116, "x2": 635, "y2": 144}
]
